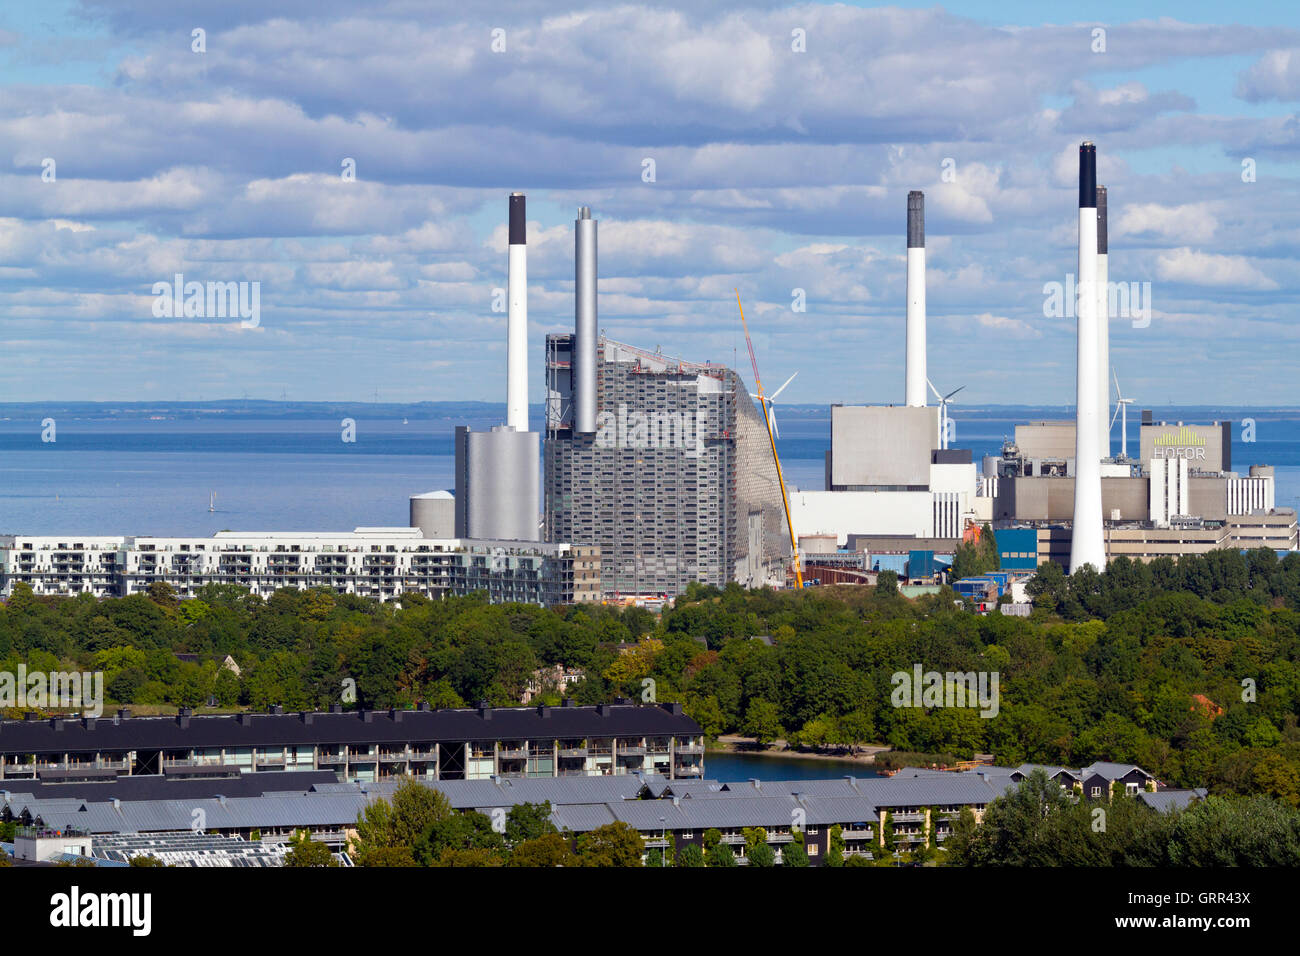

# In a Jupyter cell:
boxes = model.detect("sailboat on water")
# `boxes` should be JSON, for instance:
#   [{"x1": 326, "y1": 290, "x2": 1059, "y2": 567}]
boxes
[{"x1": 209, "y1": 493, "x2": 216, "y2": 513}]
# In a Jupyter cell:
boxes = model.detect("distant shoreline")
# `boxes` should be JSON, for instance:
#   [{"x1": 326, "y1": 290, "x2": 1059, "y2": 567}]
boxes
[{"x1": 708, "y1": 736, "x2": 888, "y2": 766}]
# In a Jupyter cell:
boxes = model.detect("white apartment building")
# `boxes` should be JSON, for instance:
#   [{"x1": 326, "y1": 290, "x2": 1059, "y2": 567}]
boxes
[{"x1": 0, "y1": 528, "x2": 580, "y2": 606}]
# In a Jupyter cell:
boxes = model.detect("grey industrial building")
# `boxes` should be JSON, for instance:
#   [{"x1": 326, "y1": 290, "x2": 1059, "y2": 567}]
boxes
[
  {"x1": 983, "y1": 416, "x2": 1297, "y2": 561},
  {"x1": 544, "y1": 335, "x2": 788, "y2": 596}
]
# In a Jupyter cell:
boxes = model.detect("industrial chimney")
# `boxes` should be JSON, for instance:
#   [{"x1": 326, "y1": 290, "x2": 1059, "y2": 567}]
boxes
[
  {"x1": 507, "y1": 192, "x2": 528, "y2": 432},
  {"x1": 452, "y1": 193, "x2": 541, "y2": 542},
  {"x1": 1070, "y1": 143, "x2": 1106, "y2": 574},
  {"x1": 1095, "y1": 185, "x2": 1110, "y2": 457},
  {"x1": 574, "y1": 206, "x2": 598, "y2": 434},
  {"x1": 905, "y1": 191, "x2": 927, "y2": 407}
]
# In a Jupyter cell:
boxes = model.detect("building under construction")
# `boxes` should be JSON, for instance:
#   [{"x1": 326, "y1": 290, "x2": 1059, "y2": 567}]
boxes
[{"x1": 544, "y1": 334, "x2": 788, "y2": 596}]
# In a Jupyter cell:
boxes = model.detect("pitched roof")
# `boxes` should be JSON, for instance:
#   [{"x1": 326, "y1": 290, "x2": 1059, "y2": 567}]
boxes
[
  {"x1": 1081, "y1": 762, "x2": 1150, "y2": 780},
  {"x1": 1137, "y1": 789, "x2": 1207, "y2": 813},
  {"x1": 0, "y1": 703, "x2": 701, "y2": 754}
]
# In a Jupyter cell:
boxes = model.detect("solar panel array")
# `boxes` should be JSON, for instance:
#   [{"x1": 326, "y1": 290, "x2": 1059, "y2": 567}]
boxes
[{"x1": 89, "y1": 832, "x2": 351, "y2": 867}]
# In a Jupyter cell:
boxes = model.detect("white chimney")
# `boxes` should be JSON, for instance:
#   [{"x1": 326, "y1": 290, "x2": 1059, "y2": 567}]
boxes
[
  {"x1": 574, "y1": 206, "x2": 598, "y2": 434},
  {"x1": 1096, "y1": 185, "x2": 1110, "y2": 457},
  {"x1": 1070, "y1": 143, "x2": 1106, "y2": 574},
  {"x1": 506, "y1": 192, "x2": 528, "y2": 432},
  {"x1": 905, "y1": 191, "x2": 926, "y2": 407}
]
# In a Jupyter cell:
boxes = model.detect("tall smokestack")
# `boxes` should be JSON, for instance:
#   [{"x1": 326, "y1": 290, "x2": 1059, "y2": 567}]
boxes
[
  {"x1": 506, "y1": 192, "x2": 528, "y2": 432},
  {"x1": 905, "y1": 191, "x2": 926, "y2": 407},
  {"x1": 1070, "y1": 143, "x2": 1105, "y2": 574},
  {"x1": 1095, "y1": 186, "x2": 1110, "y2": 457},
  {"x1": 574, "y1": 206, "x2": 598, "y2": 434}
]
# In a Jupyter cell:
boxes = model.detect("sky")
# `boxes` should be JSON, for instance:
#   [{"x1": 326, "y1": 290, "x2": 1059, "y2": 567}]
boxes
[{"x1": 2, "y1": 1, "x2": 1299, "y2": 407}]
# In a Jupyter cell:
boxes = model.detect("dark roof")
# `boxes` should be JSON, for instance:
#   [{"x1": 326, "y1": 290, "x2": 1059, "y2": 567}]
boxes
[
  {"x1": 1, "y1": 770, "x2": 344, "y2": 805},
  {"x1": 0, "y1": 703, "x2": 701, "y2": 755}
]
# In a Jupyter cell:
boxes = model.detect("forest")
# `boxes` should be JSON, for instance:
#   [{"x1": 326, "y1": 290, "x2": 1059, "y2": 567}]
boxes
[{"x1": 2, "y1": 546, "x2": 1300, "y2": 803}]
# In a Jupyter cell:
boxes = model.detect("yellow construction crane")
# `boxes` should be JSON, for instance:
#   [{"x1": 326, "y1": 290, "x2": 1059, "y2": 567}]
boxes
[{"x1": 735, "y1": 290, "x2": 804, "y2": 589}]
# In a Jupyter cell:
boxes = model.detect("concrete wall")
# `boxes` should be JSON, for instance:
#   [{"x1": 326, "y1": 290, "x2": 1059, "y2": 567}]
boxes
[
  {"x1": 995, "y1": 476, "x2": 1151, "y2": 522},
  {"x1": 830, "y1": 406, "x2": 938, "y2": 488},
  {"x1": 1015, "y1": 421, "x2": 1076, "y2": 460},
  {"x1": 929, "y1": 462, "x2": 976, "y2": 494},
  {"x1": 1140, "y1": 422, "x2": 1230, "y2": 472},
  {"x1": 790, "y1": 490, "x2": 935, "y2": 545}
]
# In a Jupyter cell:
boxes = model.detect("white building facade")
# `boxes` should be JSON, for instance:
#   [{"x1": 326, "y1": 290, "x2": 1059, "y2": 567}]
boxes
[{"x1": 0, "y1": 529, "x2": 577, "y2": 605}]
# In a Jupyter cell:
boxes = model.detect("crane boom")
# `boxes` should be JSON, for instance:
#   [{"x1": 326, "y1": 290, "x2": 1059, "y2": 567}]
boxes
[{"x1": 735, "y1": 289, "x2": 803, "y2": 589}]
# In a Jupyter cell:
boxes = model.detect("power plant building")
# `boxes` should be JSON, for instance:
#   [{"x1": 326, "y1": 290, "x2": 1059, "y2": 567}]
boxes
[{"x1": 544, "y1": 335, "x2": 789, "y2": 596}]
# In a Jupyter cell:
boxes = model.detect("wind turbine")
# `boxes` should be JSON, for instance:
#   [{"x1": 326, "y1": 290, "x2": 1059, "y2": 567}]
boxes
[
  {"x1": 927, "y1": 378, "x2": 965, "y2": 450},
  {"x1": 750, "y1": 371, "x2": 798, "y2": 438},
  {"x1": 1111, "y1": 369, "x2": 1135, "y2": 460}
]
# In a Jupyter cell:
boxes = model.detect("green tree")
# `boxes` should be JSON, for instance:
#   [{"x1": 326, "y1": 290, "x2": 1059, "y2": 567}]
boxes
[
  {"x1": 575, "y1": 822, "x2": 644, "y2": 867},
  {"x1": 748, "y1": 841, "x2": 776, "y2": 867},
  {"x1": 826, "y1": 824, "x2": 845, "y2": 867},
  {"x1": 508, "y1": 832, "x2": 575, "y2": 867},
  {"x1": 352, "y1": 778, "x2": 453, "y2": 864},
  {"x1": 706, "y1": 842, "x2": 737, "y2": 867},
  {"x1": 415, "y1": 811, "x2": 506, "y2": 866},
  {"x1": 742, "y1": 698, "x2": 782, "y2": 746},
  {"x1": 283, "y1": 831, "x2": 339, "y2": 867},
  {"x1": 676, "y1": 843, "x2": 706, "y2": 867},
  {"x1": 782, "y1": 840, "x2": 810, "y2": 867},
  {"x1": 505, "y1": 802, "x2": 556, "y2": 844}
]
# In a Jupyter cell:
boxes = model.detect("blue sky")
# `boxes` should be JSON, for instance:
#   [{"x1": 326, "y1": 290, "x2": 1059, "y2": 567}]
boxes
[{"x1": 1, "y1": 1, "x2": 1299, "y2": 406}]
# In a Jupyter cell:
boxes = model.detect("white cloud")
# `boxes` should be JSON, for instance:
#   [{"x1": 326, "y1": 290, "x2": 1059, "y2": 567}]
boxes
[{"x1": 1154, "y1": 248, "x2": 1279, "y2": 290}]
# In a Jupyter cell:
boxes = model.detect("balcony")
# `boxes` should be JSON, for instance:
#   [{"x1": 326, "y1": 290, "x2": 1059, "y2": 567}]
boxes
[
  {"x1": 163, "y1": 756, "x2": 227, "y2": 768},
  {"x1": 498, "y1": 747, "x2": 528, "y2": 759},
  {"x1": 841, "y1": 827, "x2": 874, "y2": 840},
  {"x1": 378, "y1": 751, "x2": 410, "y2": 762},
  {"x1": 616, "y1": 745, "x2": 646, "y2": 755},
  {"x1": 889, "y1": 812, "x2": 926, "y2": 823},
  {"x1": 675, "y1": 742, "x2": 704, "y2": 754}
]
